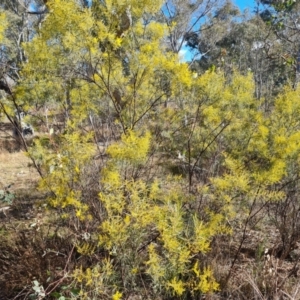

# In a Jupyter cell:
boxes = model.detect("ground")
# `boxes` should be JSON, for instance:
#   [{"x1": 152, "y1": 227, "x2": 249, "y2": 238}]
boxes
[
  {"x1": 0, "y1": 120, "x2": 57, "y2": 300},
  {"x1": 0, "y1": 119, "x2": 300, "y2": 299}
]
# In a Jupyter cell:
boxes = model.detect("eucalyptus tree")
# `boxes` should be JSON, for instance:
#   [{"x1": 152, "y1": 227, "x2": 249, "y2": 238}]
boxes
[
  {"x1": 0, "y1": 1, "x2": 41, "y2": 93},
  {"x1": 159, "y1": 0, "x2": 224, "y2": 57},
  {"x1": 258, "y1": 0, "x2": 300, "y2": 87},
  {"x1": 4, "y1": 1, "x2": 300, "y2": 299},
  {"x1": 181, "y1": 0, "x2": 294, "y2": 105}
]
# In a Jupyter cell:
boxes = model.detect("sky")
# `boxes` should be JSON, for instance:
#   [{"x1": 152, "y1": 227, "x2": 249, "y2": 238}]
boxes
[
  {"x1": 179, "y1": 0, "x2": 259, "y2": 62},
  {"x1": 234, "y1": 0, "x2": 257, "y2": 11}
]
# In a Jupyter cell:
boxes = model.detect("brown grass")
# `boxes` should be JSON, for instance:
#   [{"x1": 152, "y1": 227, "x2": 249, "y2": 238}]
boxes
[
  {"x1": 1, "y1": 119, "x2": 300, "y2": 299},
  {"x1": 0, "y1": 119, "x2": 39, "y2": 190},
  {"x1": 0, "y1": 151, "x2": 39, "y2": 191}
]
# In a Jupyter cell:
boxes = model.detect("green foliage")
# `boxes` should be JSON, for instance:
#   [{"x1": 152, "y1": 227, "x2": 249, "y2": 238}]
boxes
[
  {"x1": 260, "y1": 0, "x2": 297, "y2": 12},
  {"x1": 106, "y1": 130, "x2": 151, "y2": 164},
  {"x1": 31, "y1": 280, "x2": 46, "y2": 299},
  {"x1": 30, "y1": 131, "x2": 95, "y2": 219},
  {"x1": 8, "y1": 0, "x2": 300, "y2": 299},
  {"x1": 74, "y1": 130, "x2": 223, "y2": 298},
  {"x1": 0, "y1": 187, "x2": 14, "y2": 205}
]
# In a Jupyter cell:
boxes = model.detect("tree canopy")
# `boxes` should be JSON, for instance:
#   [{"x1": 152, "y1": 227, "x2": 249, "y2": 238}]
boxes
[{"x1": 1, "y1": 0, "x2": 300, "y2": 299}]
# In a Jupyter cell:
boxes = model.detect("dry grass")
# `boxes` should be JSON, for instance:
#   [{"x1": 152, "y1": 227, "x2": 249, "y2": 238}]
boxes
[
  {"x1": 0, "y1": 120, "x2": 39, "y2": 190},
  {"x1": 0, "y1": 127, "x2": 70, "y2": 299},
  {"x1": 0, "y1": 151, "x2": 39, "y2": 191},
  {"x1": 1, "y1": 119, "x2": 300, "y2": 299}
]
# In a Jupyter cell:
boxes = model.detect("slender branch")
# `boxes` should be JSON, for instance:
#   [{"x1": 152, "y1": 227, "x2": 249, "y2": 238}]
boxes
[
  {"x1": 224, "y1": 188, "x2": 261, "y2": 286},
  {"x1": 44, "y1": 245, "x2": 75, "y2": 296},
  {"x1": 137, "y1": 232, "x2": 160, "y2": 253},
  {"x1": 27, "y1": 10, "x2": 48, "y2": 15}
]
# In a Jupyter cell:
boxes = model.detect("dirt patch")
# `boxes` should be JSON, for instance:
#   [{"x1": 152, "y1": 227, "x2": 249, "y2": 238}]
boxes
[
  {"x1": 0, "y1": 227, "x2": 76, "y2": 300},
  {"x1": 0, "y1": 151, "x2": 39, "y2": 190},
  {"x1": 0, "y1": 119, "x2": 39, "y2": 192}
]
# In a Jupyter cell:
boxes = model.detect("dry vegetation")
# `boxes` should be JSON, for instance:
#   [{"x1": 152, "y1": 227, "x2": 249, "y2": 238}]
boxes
[
  {"x1": 1, "y1": 1, "x2": 300, "y2": 298},
  {"x1": 0, "y1": 118, "x2": 300, "y2": 300},
  {"x1": 0, "y1": 121, "x2": 74, "y2": 300},
  {"x1": 0, "y1": 120, "x2": 116, "y2": 300}
]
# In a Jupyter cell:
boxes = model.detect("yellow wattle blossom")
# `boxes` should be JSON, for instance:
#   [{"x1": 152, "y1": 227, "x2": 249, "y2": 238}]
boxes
[
  {"x1": 107, "y1": 130, "x2": 151, "y2": 163},
  {"x1": 197, "y1": 267, "x2": 219, "y2": 293},
  {"x1": 192, "y1": 262, "x2": 219, "y2": 293},
  {"x1": 168, "y1": 278, "x2": 185, "y2": 296},
  {"x1": 112, "y1": 291, "x2": 122, "y2": 300},
  {"x1": 0, "y1": 12, "x2": 7, "y2": 43}
]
